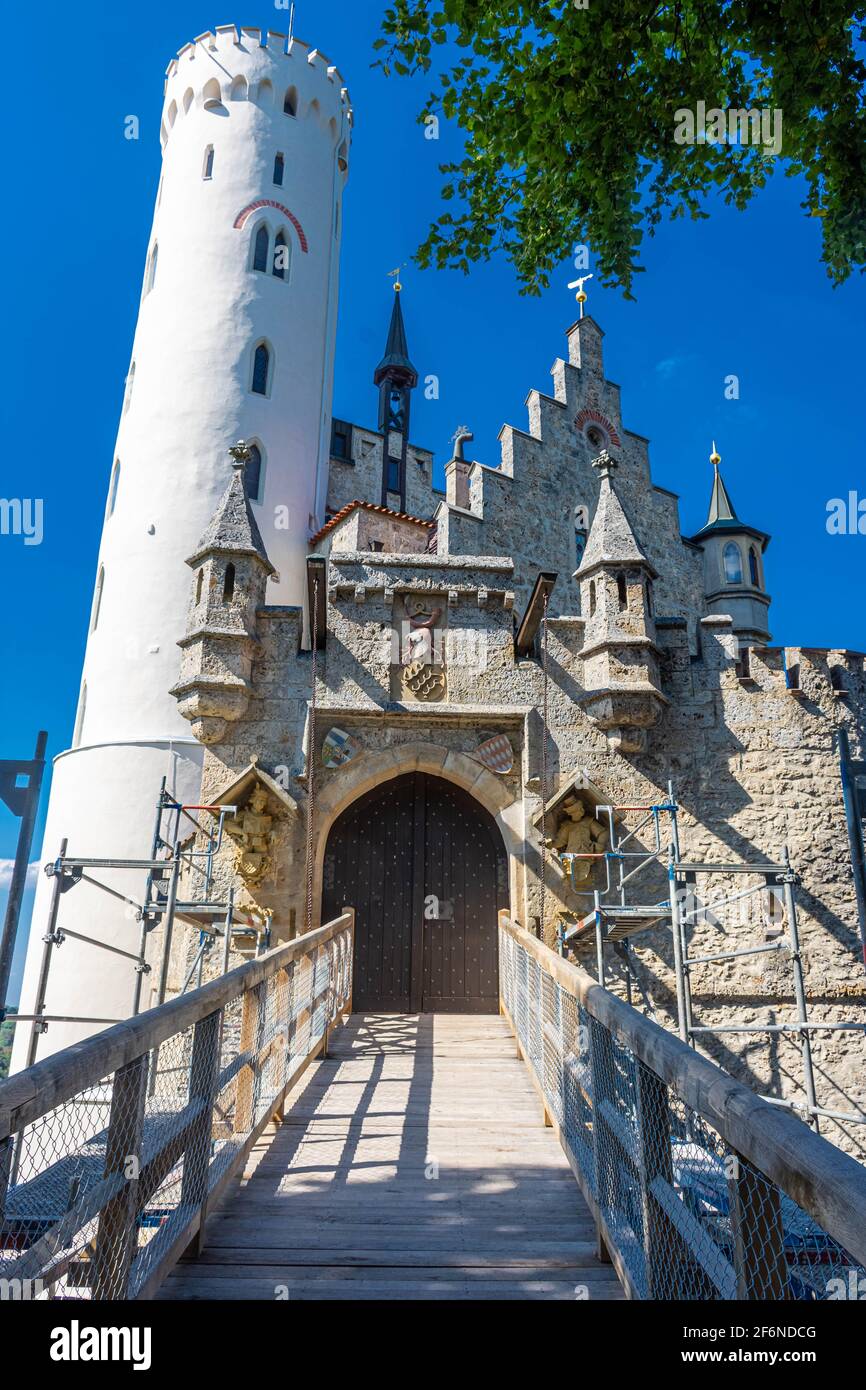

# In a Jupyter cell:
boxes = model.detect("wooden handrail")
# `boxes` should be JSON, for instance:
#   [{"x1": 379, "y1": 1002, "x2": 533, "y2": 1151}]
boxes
[
  {"x1": 499, "y1": 911, "x2": 866, "y2": 1270},
  {"x1": 0, "y1": 911, "x2": 354, "y2": 1139}
]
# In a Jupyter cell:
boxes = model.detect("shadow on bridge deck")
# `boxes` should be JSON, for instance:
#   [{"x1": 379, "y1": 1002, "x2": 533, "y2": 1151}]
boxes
[{"x1": 158, "y1": 1013, "x2": 625, "y2": 1301}]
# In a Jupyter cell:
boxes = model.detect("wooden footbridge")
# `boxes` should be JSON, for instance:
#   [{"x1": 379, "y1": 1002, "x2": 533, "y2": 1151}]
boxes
[{"x1": 2, "y1": 911, "x2": 866, "y2": 1302}]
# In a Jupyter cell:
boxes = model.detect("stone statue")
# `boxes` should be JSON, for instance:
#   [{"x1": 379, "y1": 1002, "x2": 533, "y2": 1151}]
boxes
[
  {"x1": 548, "y1": 797, "x2": 609, "y2": 886},
  {"x1": 226, "y1": 784, "x2": 275, "y2": 886}
]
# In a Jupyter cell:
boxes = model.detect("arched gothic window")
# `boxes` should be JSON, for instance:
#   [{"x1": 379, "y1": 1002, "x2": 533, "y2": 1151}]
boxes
[
  {"x1": 748, "y1": 546, "x2": 760, "y2": 586},
  {"x1": 273, "y1": 230, "x2": 289, "y2": 280},
  {"x1": 273, "y1": 152, "x2": 284, "y2": 186},
  {"x1": 253, "y1": 223, "x2": 269, "y2": 273},
  {"x1": 245, "y1": 444, "x2": 262, "y2": 500},
  {"x1": 251, "y1": 343, "x2": 270, "y2": 396},
  {"x1": 724, "y1": 542, "x2": 743, "y2": 584}
]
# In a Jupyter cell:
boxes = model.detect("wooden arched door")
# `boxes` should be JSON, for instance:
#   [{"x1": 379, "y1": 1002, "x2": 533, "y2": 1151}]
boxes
[{"x1": 322, "y1": 772, "x2": 508, "y2": 1013}]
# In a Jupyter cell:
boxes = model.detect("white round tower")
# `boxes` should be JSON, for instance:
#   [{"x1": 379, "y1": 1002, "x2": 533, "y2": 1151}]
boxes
[{"x1": 13, "y1": 25, "x2": 351, "y2": 1064}]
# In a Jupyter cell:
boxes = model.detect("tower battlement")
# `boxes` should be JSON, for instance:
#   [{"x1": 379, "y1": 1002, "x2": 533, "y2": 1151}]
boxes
[{"x1": 162, "y1": 27, "x2": 353, "y2": 148}]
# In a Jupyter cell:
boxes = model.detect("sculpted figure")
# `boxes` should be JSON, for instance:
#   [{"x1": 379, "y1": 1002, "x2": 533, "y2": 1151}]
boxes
[
  {"x1": 226, "y1": 785, "x2": 275, "y2": 885},
  {"x1": 548, "y1": 798, "x2": 608, "y2": 885}
]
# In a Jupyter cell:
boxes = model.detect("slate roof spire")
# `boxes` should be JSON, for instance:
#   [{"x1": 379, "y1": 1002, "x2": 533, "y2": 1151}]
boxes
[
  {"x1": 374, "y1": 285, "x2": 418, "y2": 389},
  {"x1": 187, "y1": 444, "x2": 276, "y2": 572}
]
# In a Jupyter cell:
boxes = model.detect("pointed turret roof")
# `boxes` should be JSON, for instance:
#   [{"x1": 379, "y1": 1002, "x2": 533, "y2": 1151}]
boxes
[
  {"x1": 373, "y1": 287, "x2": 418, "y2": 388},
  {"x1": 187, "y1": 455, "x2": 276, "y2": 572},
  {"x1": 576, "y1": 452, "x2": 658, "y2": 579},
  {"x1": 689, "y1": 445, "x2": 770, "y2": 548}
]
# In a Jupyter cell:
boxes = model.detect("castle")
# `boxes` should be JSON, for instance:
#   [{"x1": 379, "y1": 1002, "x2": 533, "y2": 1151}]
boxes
[{"x1": 14, "y1": 26, "x2": 866, "y2": 1150}]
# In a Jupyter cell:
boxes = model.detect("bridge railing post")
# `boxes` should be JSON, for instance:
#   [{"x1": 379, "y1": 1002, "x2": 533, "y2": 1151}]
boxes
[{"x1": 92, "y1": 1052, "x2": 149, "y2": 1299}]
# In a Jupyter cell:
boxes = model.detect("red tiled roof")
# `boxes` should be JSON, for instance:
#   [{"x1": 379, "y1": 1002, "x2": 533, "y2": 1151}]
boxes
[{"x1": 309, "y1": 500, "x2": 435, "y2": 546}]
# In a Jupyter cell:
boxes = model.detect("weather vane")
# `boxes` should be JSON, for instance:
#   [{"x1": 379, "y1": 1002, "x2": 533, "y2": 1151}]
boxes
[
  {"x1": 387, "y1": 265, "x2": 406, "y2": 292},
  {"x1": 568, "y1": 273, "x2": 593, "y2": 318}
]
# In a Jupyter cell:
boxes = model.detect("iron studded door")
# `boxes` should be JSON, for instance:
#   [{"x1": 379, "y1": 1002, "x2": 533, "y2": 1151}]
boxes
[{"x1": 321, "y1": 772, "x2": 506, "y2": 1012}]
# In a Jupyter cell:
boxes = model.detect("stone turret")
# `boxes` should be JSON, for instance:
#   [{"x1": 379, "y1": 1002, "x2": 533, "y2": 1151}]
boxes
[
  {"x1": 689, "y1": 444, "x2": 771, "y2": 645},
  {"x1": 575, "y1": 451, "x2": 666, "y2": 752},
  {"x1": 171, "y1": 446, "x2": 276, "y2": 744}
]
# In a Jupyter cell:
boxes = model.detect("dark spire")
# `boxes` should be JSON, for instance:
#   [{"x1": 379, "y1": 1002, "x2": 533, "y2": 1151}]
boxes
[
  {"x1": 374, "y1": 287, "x2": 418, "y2": 388},
  {"x1": 705, "y1": 447, "x2": 738, "y2": 527},
  {"x1": 689, "y1": 443, "x2": 770, "y2": 547}
]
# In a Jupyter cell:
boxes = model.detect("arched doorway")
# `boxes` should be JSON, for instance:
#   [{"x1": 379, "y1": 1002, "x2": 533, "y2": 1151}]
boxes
[{"x1": 322, "y1": 771, "x2": 508, "y2": 1013}]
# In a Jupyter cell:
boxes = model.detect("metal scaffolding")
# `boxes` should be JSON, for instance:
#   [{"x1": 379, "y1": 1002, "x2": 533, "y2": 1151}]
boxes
[
  {"x1": 8, "y1": 778, "x2": 271, "y2": 1068},
  {"x1": 557, "y1": 782, "x2": 866, "y2": 1134}
]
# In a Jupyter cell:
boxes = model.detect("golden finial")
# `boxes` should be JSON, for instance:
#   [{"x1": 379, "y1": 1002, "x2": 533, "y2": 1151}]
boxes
[
  {"x1": 387, "y1": 266, "x2": 404, "y2": 293},
  {"x1": 710, "y1": 440, "x2": 721, "y2": 467},
  {"x1": 568, "y1": 274, "x2": 593, "y2": 318}
]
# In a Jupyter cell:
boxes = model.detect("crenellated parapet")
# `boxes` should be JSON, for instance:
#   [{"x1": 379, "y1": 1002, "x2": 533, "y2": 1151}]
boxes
[{"x1": 161, "y1": 28, "x2": 353, "y2": 150}]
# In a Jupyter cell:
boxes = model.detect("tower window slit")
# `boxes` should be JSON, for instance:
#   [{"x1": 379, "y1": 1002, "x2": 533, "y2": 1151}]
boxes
[
  {"x1": 253, "y1": 224, "x2": 269, "y2": 273},
  {"x1": 203, "y1": 145, "x2": 214, "y2": 179},
  {"x1": 195, "y1": 568, "x2": 204, "y2": 605},
  {"x1": 273, "y1": 152, "x2": 284, "y2": 186},
  {"x1": 223, "y1": 563, "x2": 235, "y2": 602},
  {"x1": 252, "y1": 343, "x2": 270, "y2": 396},
  {"x1": 617, "y1": 573, "x2": 628, "y2": 610}
]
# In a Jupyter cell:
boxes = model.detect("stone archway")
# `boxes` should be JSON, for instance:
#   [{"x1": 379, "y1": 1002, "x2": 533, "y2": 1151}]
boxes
[{"x1": 311, "y1": 741, "x2": 524, "y2": 935}]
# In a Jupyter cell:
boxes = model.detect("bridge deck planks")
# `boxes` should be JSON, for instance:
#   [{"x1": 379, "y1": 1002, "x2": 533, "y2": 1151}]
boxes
[{"x1": 159, "y1": 1014, "x2": 625, "y2": 1302}]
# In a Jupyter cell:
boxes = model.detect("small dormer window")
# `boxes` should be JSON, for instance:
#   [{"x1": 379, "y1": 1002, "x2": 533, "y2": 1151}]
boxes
[{"x1": 724, "y1": 542, "x2": 743, "y2": 584}]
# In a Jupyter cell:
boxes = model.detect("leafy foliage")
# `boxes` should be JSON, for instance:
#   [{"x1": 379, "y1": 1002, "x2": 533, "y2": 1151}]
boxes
[{"x1": 375, "y1": 1, "x2": 866, "y2": 295}]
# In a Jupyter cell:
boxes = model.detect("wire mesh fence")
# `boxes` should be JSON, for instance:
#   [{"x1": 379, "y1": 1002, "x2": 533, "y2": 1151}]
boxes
[
  {"x1": 499, "y1": 914, "x2": 866, "y2": 1301},
  {"x1": 0, "y1": 910, "x2": 354, "y2": 1301}
]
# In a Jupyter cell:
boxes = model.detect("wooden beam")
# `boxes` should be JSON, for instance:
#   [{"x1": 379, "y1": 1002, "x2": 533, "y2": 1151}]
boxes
[
  {"x1": 307, "y1": 555, "x2": 327, "y2": 651},
  {"x1": 515, "y1": 572, "x2": 557, "y2": 659}
]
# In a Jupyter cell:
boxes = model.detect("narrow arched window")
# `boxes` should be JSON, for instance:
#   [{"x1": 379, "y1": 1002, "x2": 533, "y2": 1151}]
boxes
[
  {"x1": 253, "y1": 223, "x2": 269, "y2": 273},
  {"x1": 73, "y1": 681, "x2": 87, "y2": 748},
  {"x1": 283, "y1": 87, "x2": 297, "y2": 115},
  {"x1": 749, "y1": 546, "x2": 759, "y2": 586},
  {"x1": 203, "y1": 145, "x2": 214, "y2": 178},
  {"x1": 195, "y1": 568, "x2": 204, "y2": 605},
  {"x1": 273, "y1": 230, "x2": 289, "y2": 280},
  {"x1": 223, "y1": 563, "x2": 235, "y2": 601},
  {"x1": 617, "y1": 573, "x2": 628, "y2": 610},
  {"x1": 91, "y1": 566, "x2": 105, "y2": 632},
  {"x1": 724, "y1": 542, "x2": 743, "y2": 584},
  {"x1": 589, "y1": 580, "x2": 596, "y2": 617},
  {"x1": 145, "y1": 242, "x2": 158, "y2": 295},
  {"x1": 107, "y1": 459, "x2": 121, "y2": 518},
  {"x1": 645, "y1": 579, "x2": 653, "y2": 616},
  {"x1": 252, "y1": 343, "x2": 270, "y2": 396},
  {"x1": 123, "y1": 361, "x2": 135, "y2": 413},
  {"x1": 273, "y1": 152, "x2": 284, "y2": 186},
  {"x1": 245, "y1": 444, "x2": 262, "y2": 501}
]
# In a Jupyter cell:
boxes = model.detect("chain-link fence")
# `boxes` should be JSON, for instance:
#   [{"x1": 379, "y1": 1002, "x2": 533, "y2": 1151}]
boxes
[
  {"x1": 499, "y1": 913, "x2": 866, "y2": 1301},
  {"x1": 0, "y1": 910, "x2": 354, "y2": 1301}
]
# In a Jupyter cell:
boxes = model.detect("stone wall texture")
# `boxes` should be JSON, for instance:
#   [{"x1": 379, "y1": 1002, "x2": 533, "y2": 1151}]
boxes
[{"x1": 172, "y1": 315, "x2": 866, "y2": 1160}]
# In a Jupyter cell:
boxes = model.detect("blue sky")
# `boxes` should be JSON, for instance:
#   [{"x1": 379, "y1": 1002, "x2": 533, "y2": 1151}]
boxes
[{"x1": 2, "y1": 4, "x2": 865, "y2": 995}]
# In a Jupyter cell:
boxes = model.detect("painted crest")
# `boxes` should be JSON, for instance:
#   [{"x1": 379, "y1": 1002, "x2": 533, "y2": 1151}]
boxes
[
  {"x1": 321, "y1": 727, "x2": 360, "y2": 769},
  {"x1": 474, "y1": 734, "x2": 514, "y2": 775}
]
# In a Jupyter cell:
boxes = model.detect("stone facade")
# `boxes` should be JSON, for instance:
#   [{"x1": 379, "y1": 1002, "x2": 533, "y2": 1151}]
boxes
[{"x1": 168, "y1": 310, "x2": 866, "y2": 1157}]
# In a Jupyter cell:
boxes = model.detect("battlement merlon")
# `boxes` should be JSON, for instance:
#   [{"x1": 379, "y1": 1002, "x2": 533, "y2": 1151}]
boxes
[{"x1": 163, "y1": 29, "x2": 353, "y2": 122}]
